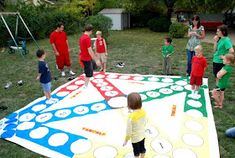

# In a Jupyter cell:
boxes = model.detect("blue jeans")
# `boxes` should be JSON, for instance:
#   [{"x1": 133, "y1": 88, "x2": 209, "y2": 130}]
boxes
[
  {"x1": 186, "y1": 49, "x2": 195, "y2": 75},
  {"x1": 225, "y1": 127, "x2": 235, "y2": 138}
]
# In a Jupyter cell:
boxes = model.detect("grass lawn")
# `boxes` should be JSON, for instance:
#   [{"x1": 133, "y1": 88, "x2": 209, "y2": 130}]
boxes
[{"x1": 0, "y1": 28, "x2": 234, "y2": 158}]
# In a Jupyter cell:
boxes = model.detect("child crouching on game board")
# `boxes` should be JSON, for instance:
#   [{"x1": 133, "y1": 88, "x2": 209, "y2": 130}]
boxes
[
  {"x1": 36, "y1": 49, "x2": 56, "y2": 104},
  {"x1": 212, "y1": 54, "x2": 234, "y2": 109},
  {"x1": 123, "y1": 92, "x2": 147, "y2": 158},
  {"x1": 161, "y1": 37, "x2": 174, "y2": 75},
  {"x1": 190, "y1": 45, "x2": 207, "y2": 97}
]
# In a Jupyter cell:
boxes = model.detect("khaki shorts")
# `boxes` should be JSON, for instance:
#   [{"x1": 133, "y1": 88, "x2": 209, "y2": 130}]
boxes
[{"x1": 97, "y1": 53, "x2": 107, "y2": 63}]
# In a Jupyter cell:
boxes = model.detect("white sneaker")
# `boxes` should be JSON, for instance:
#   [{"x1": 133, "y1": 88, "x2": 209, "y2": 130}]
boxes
[
  {"x1": 69, "y1": 70, "x2": 75, "y2": 75},
  {"x1": 61, "y1": 71, "x2": 65, "y2": 77},
  {"x1": 46, "y1": 99, "x2": 55, "y2": 104}
]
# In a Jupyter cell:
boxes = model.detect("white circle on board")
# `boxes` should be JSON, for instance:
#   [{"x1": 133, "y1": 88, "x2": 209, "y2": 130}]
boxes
[
  {"x1": 105, "y1": 91, "x2": 118, "y2": 97},
  {"x1": 56, "y1": 91, "x2": 70, "y2": 97},
  {"x1": 107, "y1": 74, "x2": 118, "y2": 79},
  {"x1": 185, "y1": 120, "x2": 203, "y2": 131},
  {"x1": 145, "y1": 126, "x2": 159, "y2": 138},
  {"x1": 35, "y1": 113, "x2": 53, "y2": 123},
  {"x1": 148, "y1": 77, "x2": 159, "y2": 82},
  {"x1": 70, "y1": 139, "x2": 92, "y2": 154},
  {"x1": 153, "y1": 155, "x2": 170, "y2": 158},
  {"x1": 119, "y1": 75, "x2": 130, "y2": 80},
  {"x1": 175, "y1": 80, "x2": 188, "y2": 86},
  {"x1": 73, "y1": 106, "x2": 89, "y2": 115},
  {"x1": 162, "y1": 78, "x2": 173, "y2": 83},
  {"x1": 173, "y1": 148, "x2": 197, "y2": 158},
  {"x1": 17, "y1": 122, "x2": 35, "y2": 130},
  {"x1": 188, "y1": 94, "x2": 201, "y2": 100},
  {"x1": 186, "y1": 110, "x2": 203, "y2": 118},
  {"x1": 29, "y1": 127, "x2": 49, "y2": 139},
  {"x1": 159, "y1": 88, "x2": 173, "y2": 95},
  {"x1": 187, "y1": 100, "x2": 202, "y2": 108},
  {"x1": 19, "y1": 113, "x2": 36, "y2": 122},
  {"x1": 75, "y1": 80, "x2": 85, "y2": 85},
  {"x1": 55, "y1": 109, "x2": 71, "y2": 118},
  {"x1": 66, "y1": 85, "x2": 79, "y2": 90},
  {"x1": 146, "y1": 91, "x2": 160, "y2": 98},
  {"x1": 151, "y1": 138, "x2": 173, "y2": 154},
  {"x1": 94, "y1": 74, "x2": 105, "y2": 79},
  {"x1": 133, "y1": 76, "x2": 144, "y2": 81},
  {"x1": 123, "y1": 152, "x2": 134, "y2": 158},
  {"x1": 140, "y1": 94, "x2": 147, "y2": 101},
  {"x1": 184, "y1": 85, "x2": 191, "y2": 91},
  {"x1": 92, "y1": 79, "x2": 104, "y2": 83},
  {"x1": 100, "y1": 86, "x2": 113, "y2": 91},
  {"x1": 108, "y1": 96, "x2": 127, "y2": 108},
  {"x1": 94, "y1": 146, "x2": 117, "y2": 158},
  {"x1": 183, "y1": 133, "x2": 204, "y2": 146},
  {"x1": 96, "y1": 82, "x2": 108, "y2": 87},
  {"x1": 91, "y1": 103, "x2": 106, "y2": 111},
  {"x1": 170, "y1": 85, "x2": 184, "y2": 91},
  {"x1": 48, "y1": 133, "x2": 69, "y2": 147},
  {"x1": 32, "y1": 104, "x2": 47, "y2": 112}
]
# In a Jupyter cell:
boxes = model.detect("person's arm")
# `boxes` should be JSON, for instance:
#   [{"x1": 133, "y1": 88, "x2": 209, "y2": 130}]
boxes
[
  {"x1": 51, "y1": 43, "x2": 59, "y2": 56},
  {"x1": 196, "y1": 30, "x2": 205, "y2": 39},
  {"x1": 66, "y1": 40, "x2": 70, "y2": 52},
  {"x1": 103, "y1": 39, "x2": 108, "y2": 55},
  {"x1": 36, "y1": 73, "x2": 41, "y2": 80},
  {"x1": 229, "y1": 47, "x2": 234, "y2": 54},
  {"x1": 123, "y1": 118, "x2": 132, "y2": 146},
  {"x1": 213, "y1": 35, "x2": 219, "y2": 52},
  {"x1": 217, "y1": 69, "x2": 227, "y2": 79}
]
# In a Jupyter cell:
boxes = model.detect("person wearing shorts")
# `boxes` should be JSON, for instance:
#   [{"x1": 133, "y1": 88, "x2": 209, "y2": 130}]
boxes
[
  {"x1": 190, "y1": 45, "x2": 207, "y2": 97},
  {"x1": 79, "y1": 24, "x2": 100, "y2": 87},
  {"x1": 94, "y1": 31, "x2": 108, "y2": 72},
  {"x1": 36, "y1": 49, "x2": 56, "y2": 104}
]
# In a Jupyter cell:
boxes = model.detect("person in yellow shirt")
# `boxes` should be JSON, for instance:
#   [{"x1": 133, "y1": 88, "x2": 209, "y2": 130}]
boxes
[{"x1": 123, "y1": 92, "x2": 147, "y2": 158}]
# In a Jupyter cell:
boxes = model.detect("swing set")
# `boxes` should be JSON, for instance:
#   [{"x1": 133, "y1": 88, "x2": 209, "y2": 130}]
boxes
[{"x1": 0, "y1": 12, "x2": 40, "y2": 56}]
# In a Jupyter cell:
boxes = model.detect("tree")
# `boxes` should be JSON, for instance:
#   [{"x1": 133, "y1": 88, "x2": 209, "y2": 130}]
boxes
[
  {"x1": 163, "y1": 0, "x2": 177, "y2": 19},
  {"x1": 0, "y1": 0, "x2": 5, "y2": 11}
]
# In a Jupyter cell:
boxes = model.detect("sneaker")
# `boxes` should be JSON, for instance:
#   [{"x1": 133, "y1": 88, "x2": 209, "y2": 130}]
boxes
[
  {"x1": 61, "y1": 71, "x2": 66, "y2": 77},
  {"x1": 45, "y1": 98, "x2": 58, "y2": 104},
  {"x1": 69, "y1": 70, "x2": 75, "y2": 76},
  {"x1": 4, "y1": 82, "x2": 12, "y2": 89}
]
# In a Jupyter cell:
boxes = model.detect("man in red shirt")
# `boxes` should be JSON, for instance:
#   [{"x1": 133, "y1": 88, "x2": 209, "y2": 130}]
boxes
[
  {"x1": 50, "y1": 22, "x2": 75, "y2": 77},
  {"x1": 190, "y1": 45, "x2": 207, "y2": 97},
  {"x1": 79, "y1": 24, "x2": 100, "y2": 87}
]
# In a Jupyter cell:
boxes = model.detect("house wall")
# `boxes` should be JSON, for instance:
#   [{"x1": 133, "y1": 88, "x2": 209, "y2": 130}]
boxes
[{"x1": 102, "y1": 13, "x2": 122, "y2": 30}]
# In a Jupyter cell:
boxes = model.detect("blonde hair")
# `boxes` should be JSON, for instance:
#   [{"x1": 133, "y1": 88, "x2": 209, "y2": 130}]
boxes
[
  {"x1": 224, "y1": 54, "x2": 235, "y2": 65},
  {"x1": 194, "y1": 45, "x2": 203, "y2": 52},
  {"x1": 96, "y1": 31, "x2": 102, "y2": 35}
]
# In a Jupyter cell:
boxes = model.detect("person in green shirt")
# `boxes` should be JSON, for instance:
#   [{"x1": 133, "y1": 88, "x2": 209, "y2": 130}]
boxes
[
  {"x1": 213, "y1": 25, "x2": 234, "y2": 82},
  {"x1": 212, "y1": 54, "x2": 234, "y2": 109},
  {"x1": 161, "y1": 37, "x2": 174, "y2": 75}
]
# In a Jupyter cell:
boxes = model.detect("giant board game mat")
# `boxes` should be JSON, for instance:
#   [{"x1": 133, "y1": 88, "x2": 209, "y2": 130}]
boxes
[{"x1": 0, "y1": 72, "x2": 219, "y2": 158}]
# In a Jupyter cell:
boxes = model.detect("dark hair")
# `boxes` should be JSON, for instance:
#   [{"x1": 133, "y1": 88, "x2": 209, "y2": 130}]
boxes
[
  {"x1": 192, "y1": 15, "x2": 201, "y2": 28},
  {"x1": 36, "y1": 49, "x2": 45, "y2": 58},
  {"x1": 218, "y1": 25, "x2": 228, "y2": 36},
  {"x1": 84, "y1": 24, "x2": 93, "y2": 32},
  {"x1": 56, "y1": 22, "x2": 64, "y2": 28},
  {"x1": 127, "y1": 92, "x2": 142, "y2": 110},
  {"x1": 165, "y1": 37, "x2": 172, "y2": 43}
]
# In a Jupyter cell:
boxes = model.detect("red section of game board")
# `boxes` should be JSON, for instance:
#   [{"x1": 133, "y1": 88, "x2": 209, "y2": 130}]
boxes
[{"x1": 56, "y1": 76, "x2": 84, "y2": 94}]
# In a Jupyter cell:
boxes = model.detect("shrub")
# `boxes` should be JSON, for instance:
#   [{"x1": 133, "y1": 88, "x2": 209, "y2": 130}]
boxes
[
  {"x1": 83, "y1": 14, "x2": 112, "y2": 39},
  {"x1": 169, "y1": 22, "x2": 188, "y2": 38},
  {"x1": 147, "y1": 17, "x2": 171, "y2": 32}
]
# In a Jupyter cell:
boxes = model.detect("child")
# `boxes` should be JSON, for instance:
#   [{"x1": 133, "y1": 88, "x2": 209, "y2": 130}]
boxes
[
  {"x1": 212, "y1": 54, "x2": 234, "y2": 109},
  {"x1": 36, "y1": 49, "x2": 55, "y2": 104},
  {"x1": 123, "y1": 92, "x2": 147, "y2": 158},
  {"x1": 190, "y1": 45, "x2": 207, "y2": 97},
  {"x1": 94, "y1": 31, "x2": 108, "y2": 72},
  {"x1": 161, "y1": 37, "x2": 174, "y2": 75}
]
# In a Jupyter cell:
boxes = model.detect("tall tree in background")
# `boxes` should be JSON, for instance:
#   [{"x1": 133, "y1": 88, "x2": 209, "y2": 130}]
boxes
[
  {"x1": 163, "y1": 0, "x2": 177, "y2": 19},
  {"x1": 0, "y1": 0, "x2": 5, "y2": 11}
]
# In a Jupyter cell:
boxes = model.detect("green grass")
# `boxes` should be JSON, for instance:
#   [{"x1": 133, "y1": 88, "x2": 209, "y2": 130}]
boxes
[{"x1": 0, "y1": 28, "x2": 234, "y2": 158}]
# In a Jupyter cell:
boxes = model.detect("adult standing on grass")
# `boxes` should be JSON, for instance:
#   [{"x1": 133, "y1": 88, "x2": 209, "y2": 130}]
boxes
[
  {"x1": 186, "y1": 15, "x2": 205, "y2": 76},
  {"x1": 79, "y1": 24, "x2": 100, "y2": 88},
  {"x1": 212, "y1": 25, "x2": 234, "y2": 82},
  {"x1": 50, "y1": 22, "x2": 75, "y2": 77}
]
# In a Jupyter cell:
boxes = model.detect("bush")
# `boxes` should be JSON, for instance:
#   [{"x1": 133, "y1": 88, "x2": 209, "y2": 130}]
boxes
[
  {"x1": 83, "y1": 14, "x2": 112, "y2": 39},
  {"x1": 147, "y1": 17, "x2": 171, "y2": 32},
  {"x1": 169, "y1": 22, "x2": 188, "y2": 38},
  {"x1": 0, "y1": 2, "x2": 81, "y2": 47}
]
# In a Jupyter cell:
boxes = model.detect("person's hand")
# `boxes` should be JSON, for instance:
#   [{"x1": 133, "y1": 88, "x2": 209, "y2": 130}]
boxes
[
  {"x1": 55, "y1": 51, "x2": 60, "y2": 56},
  {"x1": 96, "y1": 60, "x2": 101, "y2": 66},
  {"x1": 105, "y1": 52, "x2": 108, "y2": 56},
  {"x1": 220, "y1": 55, "x2": 225, "y2": 59},
  {"x1": 123, "y1": 140, "x2": 128, "y2": 146},
  {"x1": 213, "y1": 35, "x2": 219, "y2": 42},
  {"x1": 36, "y1": 76, "x2": 40, "y2": 80}
]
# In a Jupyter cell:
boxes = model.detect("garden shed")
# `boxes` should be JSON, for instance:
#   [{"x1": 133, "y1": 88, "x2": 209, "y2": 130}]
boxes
[{"x1": 99, "y1": 8, "x2": 130, "y2": 30}]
